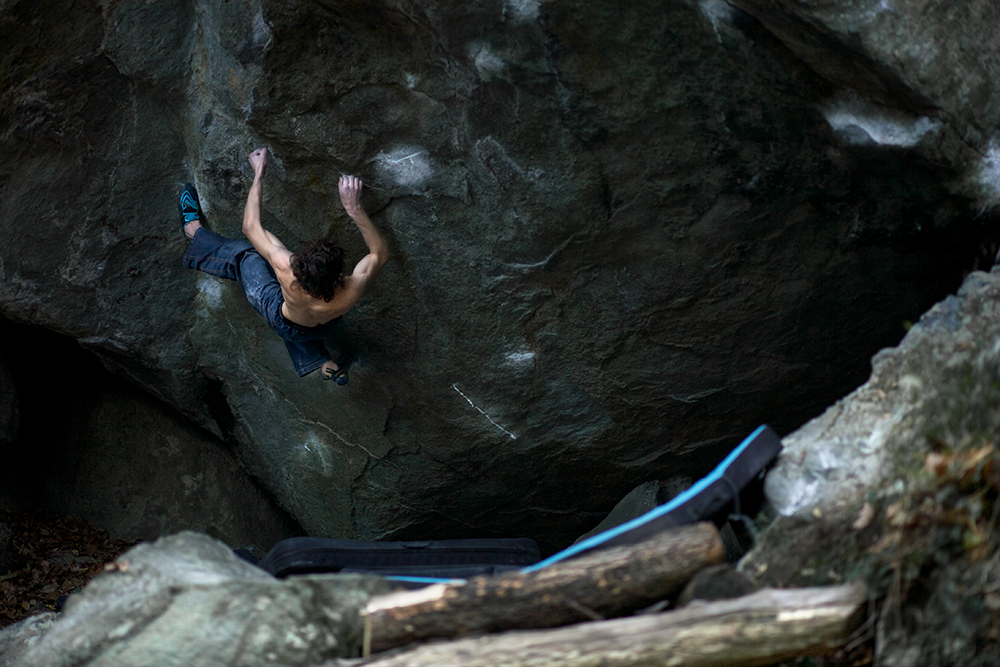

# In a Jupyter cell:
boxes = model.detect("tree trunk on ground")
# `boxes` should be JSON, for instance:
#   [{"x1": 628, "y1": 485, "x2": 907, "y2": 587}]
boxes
[
  {"x1": 364, "y1": 522, "x2": 726, "y2": 654},
  {"x1": 343, "y1": 583, "x2": 868, "y2": 667}
]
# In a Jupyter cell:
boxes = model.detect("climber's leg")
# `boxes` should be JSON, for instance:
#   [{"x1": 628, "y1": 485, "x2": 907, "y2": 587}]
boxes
[{"x1": 182, "y1": 228, "x2": 254, "y2": 280}]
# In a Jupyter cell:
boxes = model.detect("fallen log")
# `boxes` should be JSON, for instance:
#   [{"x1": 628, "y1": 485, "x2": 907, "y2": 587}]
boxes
[
  {"x1": 347, "y1": 583, "x2": 867, "y2": 667},
  {"x1": 364, "y1": 521, "x2": 725, "y2": 654}
]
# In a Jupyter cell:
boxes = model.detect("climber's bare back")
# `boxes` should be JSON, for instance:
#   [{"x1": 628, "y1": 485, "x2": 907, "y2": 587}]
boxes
[
  {"x1": 242, "y1": 149, "x2": 388, "y2": 329},
  {"x1": 273, "y1": 257, "x2": 369, "y2": 328}
]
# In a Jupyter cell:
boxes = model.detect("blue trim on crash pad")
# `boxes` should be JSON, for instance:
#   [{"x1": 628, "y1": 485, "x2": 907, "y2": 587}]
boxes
[
  {"x1": 385, "y1": 575, "x2": 466, "y2": 585},
  {"x1": 519, "y1": 424, "x2": 769, "y2": 573}
]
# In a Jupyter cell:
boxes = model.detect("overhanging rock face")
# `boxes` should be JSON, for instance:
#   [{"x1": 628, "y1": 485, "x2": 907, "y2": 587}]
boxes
[{"x1": 0, "y1": 0, "x2": 996, "y2": 547}]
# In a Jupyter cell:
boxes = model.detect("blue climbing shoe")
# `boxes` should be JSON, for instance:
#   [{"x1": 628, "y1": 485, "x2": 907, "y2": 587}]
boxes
[
  {"x1": 325, "y1": 354, "x2": 352, "y2": 386},
  {"x1": 177, "y1": 183, "x2": 201, "y2": 239}
]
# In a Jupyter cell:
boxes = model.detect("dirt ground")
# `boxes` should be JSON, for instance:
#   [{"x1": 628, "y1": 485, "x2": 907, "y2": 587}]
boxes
[{"x1": 0, "y1": 510, "x2": 137, "y2": 629}]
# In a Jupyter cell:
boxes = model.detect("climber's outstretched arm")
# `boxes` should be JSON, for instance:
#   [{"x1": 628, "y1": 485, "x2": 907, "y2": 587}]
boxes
[
  {"x1": 339, "y1": 174, "x2": 388, "y2": 290},
  {"x1": 243, "y1": 147, "x2": 293, "y2": 269}
]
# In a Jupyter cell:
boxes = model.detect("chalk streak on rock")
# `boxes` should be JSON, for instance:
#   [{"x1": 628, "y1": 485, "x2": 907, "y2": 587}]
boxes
[{"x1": 452, "y1": 384, "x2": 517, "y2": 440}]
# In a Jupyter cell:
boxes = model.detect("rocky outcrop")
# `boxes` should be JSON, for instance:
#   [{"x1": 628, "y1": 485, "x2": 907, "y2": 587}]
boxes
[
  {"x1": 2, "y1": 0, "x2": 997, "y2": 546},
  {"x1": 742, "y1": 265, "x2": 1000, "y2": 665},
  {"x1": 2, "y1": 532, "x2": 392, "y2": 667}
]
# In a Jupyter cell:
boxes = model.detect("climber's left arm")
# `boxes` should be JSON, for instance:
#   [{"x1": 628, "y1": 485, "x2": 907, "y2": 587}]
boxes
[{"x1": 242, "y1": 148, "x2": 293, "y2": 269}]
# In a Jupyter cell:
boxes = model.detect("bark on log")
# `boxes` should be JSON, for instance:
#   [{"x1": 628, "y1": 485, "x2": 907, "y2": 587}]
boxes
[
  {"x1": 364, "y1": 522, "x2": 725, "y2": 654},
  {"x1": 347, "y1": 583, "x2": 867, "y2": 667}
]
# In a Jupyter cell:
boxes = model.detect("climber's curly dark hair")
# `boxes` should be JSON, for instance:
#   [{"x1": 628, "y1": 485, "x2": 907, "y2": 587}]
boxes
[{"x1": 290, "y1": 239, "x2": 346, "y2": 302}]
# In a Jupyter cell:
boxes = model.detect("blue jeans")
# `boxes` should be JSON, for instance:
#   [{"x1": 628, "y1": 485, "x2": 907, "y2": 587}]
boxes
[{"x1": 182, "y1": 228, "x2": 340, "y2": 376}]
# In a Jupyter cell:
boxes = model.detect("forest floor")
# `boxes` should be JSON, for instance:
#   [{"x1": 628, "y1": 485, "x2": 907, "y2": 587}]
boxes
[{"x1": 0, "y1": 509, "x2": 137, "y2": 629}]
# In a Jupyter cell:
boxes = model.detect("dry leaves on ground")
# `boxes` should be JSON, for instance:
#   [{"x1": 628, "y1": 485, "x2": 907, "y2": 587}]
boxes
[{"x1": 0, "y1": 510, "x2": 137, "y2": 628}]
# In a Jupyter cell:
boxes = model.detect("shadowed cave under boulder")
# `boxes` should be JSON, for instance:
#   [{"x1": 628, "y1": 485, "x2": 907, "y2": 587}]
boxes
[{"x1": 0, "y1": 318, "x2": 302, "y2": 550}]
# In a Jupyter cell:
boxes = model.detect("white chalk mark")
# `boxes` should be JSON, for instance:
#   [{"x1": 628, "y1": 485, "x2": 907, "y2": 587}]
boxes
[
  {"x1": 822, "y1": 98, "x2": 940, "y2": 147},
  {"x1": 506, "y1": 232, "x2": 582, "y2": 272},
  {"x1": 978, "y1": 141, "x2": 1000, "y2": 204},
  {"x1": 505, "y1": 350, "x2": 536, "y2": 365},
  {"x1": 504, "y1": 0, "x2": 539, "y2": 22},
  {"x1": 469, "y1": 43, "x2": 505, "y2": 80},
  {"x1": 196, "y1": 274, "x2": 223, "y2": 310},
  {"x1": 299, "y1": 418, "x2": 399, "y2": 469},
  {"x1": 302, "y1": 431, "x2": 331, "y2": 477},
  {"x1": 699, "y1": 0, "x2": 734, "y2": 43},
  {"x1": 282, "y1": 395, "x2": 399, "y2": 470},
  {"x1": 667, "y1": 388, "x2": 723, "y2": 404},
  {"x1": 375, "y1": 147, "x2": 433, "y2": 189},
  {"x1": 452, "y1": 383, "x2": 517, "y2": 440},
  {"x1": 252, "y1": 9, "x2": 272, "y2": 50},
  {"x1": 383, "y1": 150, "x2": 426, "y2": 165}
]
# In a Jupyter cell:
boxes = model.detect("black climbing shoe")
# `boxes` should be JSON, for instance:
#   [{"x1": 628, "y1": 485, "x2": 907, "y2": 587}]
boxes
[
  {"x1": 177, "y1": 183, "x2": 201, "y2": 239},
  {"x1": 325, "y1": 354, "x2": 352, "y2": 386}
]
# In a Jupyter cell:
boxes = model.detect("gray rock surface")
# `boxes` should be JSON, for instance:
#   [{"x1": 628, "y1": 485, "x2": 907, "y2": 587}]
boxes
[
  {"x1": 0, "y1": 612, "x2": 58, "y2": 667},
  {"x1": 7, "y1": 532, "x2": 392, "y2": 667},
  {"x1": 573, "y1": 481, "x2": 663, "y2": 545},
  {"x1": 676, "y1": 563, "x2": 755, "y2": 607},
  {"x1": 1, "y1": 0, "x2": 996, "y2": 547}
]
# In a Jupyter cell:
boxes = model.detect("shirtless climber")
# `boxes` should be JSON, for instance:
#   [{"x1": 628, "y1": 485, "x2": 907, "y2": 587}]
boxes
[{"x1": 179, "y1": 147, "x2": 389, "y2": 384}]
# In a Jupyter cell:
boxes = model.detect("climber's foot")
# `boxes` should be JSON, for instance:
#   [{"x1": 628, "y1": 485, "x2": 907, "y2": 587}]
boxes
[
  {"x1": 178, "y1": 184, "x2": 203, "y2": 240},
  {"x1": 321, "y1": 356, "x2": 350, "y2": 386}
]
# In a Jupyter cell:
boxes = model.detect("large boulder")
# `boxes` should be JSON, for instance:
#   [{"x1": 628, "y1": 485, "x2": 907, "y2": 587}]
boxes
[
  {"x1": 4, "y1": 532, "x2": 392, "y2": 667},
  {"x1": 1, "y1": 0, "x2": 996, "y2": 546}
]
